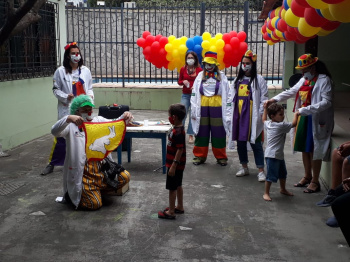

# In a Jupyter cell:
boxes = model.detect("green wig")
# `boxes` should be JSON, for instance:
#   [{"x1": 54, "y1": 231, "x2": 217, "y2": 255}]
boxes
[{"x1": 70, "y1": 95, "x2": 95, "y2": 115}]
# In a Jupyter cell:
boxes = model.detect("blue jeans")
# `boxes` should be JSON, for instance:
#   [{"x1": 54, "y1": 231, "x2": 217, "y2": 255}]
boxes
[
  {"x1": 180, "y1": 93, "x2": 194, "y2": 135},
  {"x1": 236, "y1": 140, "x2": 265, "y2": 168}
]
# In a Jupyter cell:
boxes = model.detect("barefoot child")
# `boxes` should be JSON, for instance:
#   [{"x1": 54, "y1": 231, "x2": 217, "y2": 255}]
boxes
[
  {"x1": 262, "y1": 103, "x2": 298, "y2": 201},
  {"x1": 158, "y1": 103, "x2": 187, "y2": 219}
]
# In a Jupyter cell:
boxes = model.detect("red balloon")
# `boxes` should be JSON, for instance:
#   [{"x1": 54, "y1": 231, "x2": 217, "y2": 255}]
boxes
[
  {"x1": 294, "y1": 0, "x2": 311, "y2": 8},
  {"x1": 145, "y1": 35, "x2": 155, "y2": 46},
  {"x1": 238, "y1": 42, "x2": 248, "y2": 55},
  {"x1": 277, "y1": 19, "x2": 288, "y2": 32},
  {"x1": 143, "y1": 46, "x2": 151, "y2": 57},
  {"x1": 155, "y1": 34, "x2": 162, "y2": 41},
  {"x1": 159, "y1": 37, "x2": 168, "y2": 47},
  {"x1": 272, "y1": 30, "x2": 279, "y2": 39},
  {"x1": 269, "y1": 10, "x2": 275, "y2": 19},
  {"x1": 229, "y1": 31, "x2": 237, "y2": 38},
  {"x1": 136, "y1": 38, "x2": 146, "y2": 48},
  {"x1": 304, "y1": 8, "x2": 328, "y2": 27},
  {"x1": 151, "y1": 42, "x2": 160, "y2": 54},
  {"x1": 263, "y1": 32, "x2": 271, "y2": 41},
  {"x1": 230, "y1": 37, "x2": 240, "y2": 48},
  {"x1": 224, "y1": 44, "x2": 233, "y2": 54},
  {"x1": 322, "y1": 0, "x2": 345, "y2": 3},
  {"x1": 284, "y1": 30, "x2": 296, "y2": 41},
  {"x1": 261, "y1": 24, "x2": 267, "y2": 33},
  {"x1": 322, "y1": 20, "x2": 341, "y2": 31},
  {"x1": 237, "y1": 31, "x2": 247, "y2": 42},
  {"x1": 142, "y1": 31, "x2": 151, "y2": 39},
  {"x1": 222, "y1": 33, "x2": 231, "y2": 44},
  {"x1": 267, "y1": 19, "x2": 274, "y2": 30},
  {"x1": 290, "y1": 0, "x2": 305, "y2": 17}
]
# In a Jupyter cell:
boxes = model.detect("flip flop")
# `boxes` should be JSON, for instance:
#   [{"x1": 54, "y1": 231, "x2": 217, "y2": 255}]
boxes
[
  {"x1": 294, "y1": 177, "x2": 311, "y2": 187},
  {"x1": 165, "y1": 207, "x2": 185, "y2": 214},
  {"x1": 158, "y1": 210, "x2": 176, "y2": 219},
  {"x1": 303, "y1": 182, "x2": 321, "y2": 193}
]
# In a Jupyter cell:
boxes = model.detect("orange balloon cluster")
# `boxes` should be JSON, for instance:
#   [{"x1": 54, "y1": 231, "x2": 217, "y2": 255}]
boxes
[{"x1": 261, "y1": 0, "x2": 350, "y2": 45}]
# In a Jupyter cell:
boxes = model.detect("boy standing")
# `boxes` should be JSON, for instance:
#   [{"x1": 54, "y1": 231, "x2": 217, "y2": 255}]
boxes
[
  {"x1": 158, "y1": 104, "x2": 187, "y2": 219},
  {"x1": 262, "y1": 103, "x2": 298, "y2": 201}
]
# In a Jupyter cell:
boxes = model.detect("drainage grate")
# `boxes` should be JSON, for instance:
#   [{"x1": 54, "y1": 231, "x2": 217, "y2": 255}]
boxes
[{"x1": 0, "y1": 182, "x2": 25, "y2": 196}]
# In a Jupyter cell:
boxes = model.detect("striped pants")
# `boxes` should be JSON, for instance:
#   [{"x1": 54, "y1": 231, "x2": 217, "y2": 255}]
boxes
[
  {"x1": 193, "y1": 95, "x2": 227, "y2": 160},
  {"x1": 79, "y1": 161, "x2": 130, "y2": 210}
]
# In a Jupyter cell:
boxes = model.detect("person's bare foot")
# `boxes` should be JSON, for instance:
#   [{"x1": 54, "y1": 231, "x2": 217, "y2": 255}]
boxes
[
  {"x1": 280, "y1": 189, "x2": 294, "y2": 196},
  {"x1": 263, "y1": 193, "x2": 272, "y2": 201}
]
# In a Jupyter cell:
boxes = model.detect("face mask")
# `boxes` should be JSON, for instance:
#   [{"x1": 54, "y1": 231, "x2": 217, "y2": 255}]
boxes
[
  {"x1": 70, "y1": 54, "x2": 81, "y2": 64},
  {"x1": 205, "y1": 64, "x2": 215, "y2": 72},
  {"x1": 81, "y1": 112, "x2": 93, "y2": 122},
  {"x1": 241, "y1": 64, "x2": 251, "y2": 72},
  {"x1": 168, "y1": 116, "x2": 175, "y2": 125},
  {"x1": 303, "y1": 72, "x2": 314, "y2": 81},
  {"x1": 187, "y1": 59, "x2": 195, "y2": 66}
]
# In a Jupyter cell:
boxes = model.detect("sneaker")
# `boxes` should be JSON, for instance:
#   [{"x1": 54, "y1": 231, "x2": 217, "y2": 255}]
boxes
[
  {"x1": 257, "y1": 171, "x2": 266, "y2": 182},
  {"x1": 326, "y1": 216, "x2": 339, "y2": 228},
  {"x1": 316, "y1": 194, "x2": 337, "y2": 207},
  {"x1": 236, "y1": 168, "x2": 249, "y2": 177},
  {"x1": 41, "y1": 164, "x2": 54, "y2": 175}
]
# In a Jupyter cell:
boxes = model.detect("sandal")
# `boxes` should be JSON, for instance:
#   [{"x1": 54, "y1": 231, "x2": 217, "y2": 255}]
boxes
[
  {"x1": 303, "y1": 182, "x2": 321, "y2": 193},
  {"x1": 193, "y1": 157, "x2": 205, "y2": 166},
  {"x1": 165, "y1": 207, "x2": 184, "y2": 214},
  {"x1": 216, "y1": 159, "x2": 228, "y2": 166},
  {"x1": 158, "y1": 210, "x2": 176, "y2": 219},
  {"x1": 294, "y1": 177, "x2": 311, "y2": 187}
]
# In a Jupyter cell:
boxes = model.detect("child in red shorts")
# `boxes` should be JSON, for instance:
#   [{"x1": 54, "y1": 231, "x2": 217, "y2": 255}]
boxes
[{"x1": 158, "y1": 103, "x2": 187, "y2": 219}]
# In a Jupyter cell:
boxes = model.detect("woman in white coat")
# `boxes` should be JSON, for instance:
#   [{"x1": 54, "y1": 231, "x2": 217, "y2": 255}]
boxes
[
  {"x1": 52, "y1": 95, "x2": 132, "y2": 210},
  {"x1": 228, "y1": 50, "x2": 268, "y2": 182},
  {"x1": 41, "y1": 42, "x2": 94, "y2": 176},
  {"x1": 266, "y1": 54, "x2": 333, "y2": 193},
  {"x1": 191, "y1": 52, "x2": 231, "y2": 166}
]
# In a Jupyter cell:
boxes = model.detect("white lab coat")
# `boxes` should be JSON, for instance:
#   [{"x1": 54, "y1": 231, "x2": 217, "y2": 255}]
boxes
[
  {"x1": 51, "y1": 115, "x2": 122, "y2": 208},
  {"x1": 227, "y1": 74, "x2": 268, "y2": 148},
  {"x1": 271, "y1": 74, "x2": 333, "y2": 160},
  {"x1": 190, "y1": 71, "x2": 232, "y2": 135},
  {"x1": 53, "y1": 66, "x2": 94, "y2": 120}
]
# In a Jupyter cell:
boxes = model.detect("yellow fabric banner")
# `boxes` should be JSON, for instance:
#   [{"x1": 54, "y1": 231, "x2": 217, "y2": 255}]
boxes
[{"x1": 83, "y1": 120, "x2": 126, "y2": 161}]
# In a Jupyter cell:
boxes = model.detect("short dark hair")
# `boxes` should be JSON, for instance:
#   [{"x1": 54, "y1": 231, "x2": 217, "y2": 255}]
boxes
[
  {"x1": 267, "y1": 103, "x2": 284, "y2": 119},
  {"x1": 168, "y1": 103, "x2": 186, "y2": 121},
  {"x1": 63, "y1": 43, "x2": 84, "y2": 74}
]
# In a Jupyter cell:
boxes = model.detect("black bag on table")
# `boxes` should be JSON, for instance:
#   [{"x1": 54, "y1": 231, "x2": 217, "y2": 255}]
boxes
[{"x1": 98, "y1": 105, "x2": 131, "y2": 151}]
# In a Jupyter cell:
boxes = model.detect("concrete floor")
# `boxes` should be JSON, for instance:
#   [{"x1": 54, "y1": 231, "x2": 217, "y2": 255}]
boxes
[{"x1": 0, "y1": 110, "x2": 349, "y2": 262}]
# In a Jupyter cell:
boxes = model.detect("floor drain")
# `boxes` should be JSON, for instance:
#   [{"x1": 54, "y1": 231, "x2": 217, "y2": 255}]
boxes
[{"x1": 0, "y1": 182, "x2": 25, "y2": 196}]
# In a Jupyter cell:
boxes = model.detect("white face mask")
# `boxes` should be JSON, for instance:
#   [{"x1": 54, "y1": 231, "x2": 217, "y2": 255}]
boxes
[
  {"x1": 81, "y1": 112, "x2": 93, "y2": 122},
  {"x1": 241, "y1": 64, "x2": 251, "y2": 72},
  {"x1": 303, "y1": 72, "x2": 314, "y2": 81},
  {"x1": 70, "y1": 54, "x2": 81, "y2": 64},
  {"x1": 205, "y1": 63, "x2": 215, "y2": 72},
  {"x1": 187, "y1": 59, "x2": 195, "y2": 66}
]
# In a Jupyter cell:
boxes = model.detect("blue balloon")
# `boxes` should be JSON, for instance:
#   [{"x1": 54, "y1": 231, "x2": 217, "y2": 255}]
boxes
[
  {"x1": 193, "y1": 35, "x2": 202, "y2": 45},
  {"x1": 186, "y1": 38, "x2": 195, "y2": 50},
  {"x1": 194, "y1": 44, "x2": 202, "y2": 54}
]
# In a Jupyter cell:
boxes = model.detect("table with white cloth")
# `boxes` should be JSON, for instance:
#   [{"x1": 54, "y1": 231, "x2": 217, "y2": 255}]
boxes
[{"x1": 116, "y1": 123, "x2": 172, "y2": 174}]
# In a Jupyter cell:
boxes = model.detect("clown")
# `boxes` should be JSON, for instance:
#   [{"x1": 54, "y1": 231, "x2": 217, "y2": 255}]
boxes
[
  {"x1": 190, "y1": 51, "x2": 231, "y2": 166},
  {"x1": 228, "y1": 50, "x2": 268, "y2": 182},
  {"x1": 41, "y1": 42, "x2": 94, "y2": 176}
]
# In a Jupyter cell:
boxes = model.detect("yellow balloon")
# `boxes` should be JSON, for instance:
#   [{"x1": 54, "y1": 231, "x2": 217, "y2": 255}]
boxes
[
  {"x1": 178, "y1": 44, "x2": 187, "y2": 55},
  {"x1": 209, "y1": 38, "x2": 216, "y2": 46},
  {"x1": 172, "y1": 49, "x2": 179, "y2": 58},
  {"x1": 306, "y1": 0, "x2": 328, "y2": 9},
  {"x1": 168, "y1": 35, "x2": 176, "y2": 43},
  {"x1": 298, "y1": 18, "x2": 321, "y2": 37},
  {"x1": 287, "y1": 0, "x2": 292, "y2": 8},
  {"x1": 317, "y1": 28, "x2": 335, "y2": 36},
  {"x1": 209, "y1": 45, "x2": 217, "y2": 53},
  {"x1": 216, "y1": 39, "x2": 225, "y2": 49},
  {"x1": 271, "y1": 17, "x2": 279, "y2": 29},
  {"x1": 320, "y1": 8, "x2": 336, "y2": 21},
  {"x1": 266, "y1": 27, "x2": 272, "y2": 34},
  {"x1": 172, "y1": 39, "x2": 180, "y2": 48},
  {"x1": 281, "y1": 9, "x2": 286, "y2": 20},
  {"x1": 271, "y1": 33, "x2": 279, "y2": 41},
  {"x1": 217, "y1": 51, "x2": 224, "y2": 58},
  {"x1": 202, "y1": 32, "x2": 211, "y2": 41},
  {"x1": 285, "y1": 9, "x2": 300, "y2": 28},
  {"x1": 329, "y1": 0, "x2": 350, "y2": 23},
  {"x1": 168, "y1": 62, "x2": 176, "y2": 71},
  {"x1": 180, "y1": 36, "x2": 188, "y2": 43},
  {"x1": 201, "y1": 40, "x2": 210, "y2": 50},
  {"x1": 267, "y1": 40, "x2": 275, "y2": 45},
  {"x1": 275, "y1": 29, "x2": 284, "y2": 38},
  {"x1": 275, "y1": 6, "x2": 282, "y2": 17},
  {"x1": 164, "y1": 43, "x2": 173, "y2": 52},
  {"x1": 219, "y1": 63, "x2": 225, "y2": 70},
  {"x1": 215, "y1": 33, "x2": 223, "y2": 39}
]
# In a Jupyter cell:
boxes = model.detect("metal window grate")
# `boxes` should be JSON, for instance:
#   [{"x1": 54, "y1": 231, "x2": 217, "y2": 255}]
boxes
[
  {"x1": 0, "y1": 1, "x2": 60, "y2": 82},
  {"x1": 0, "y1": 182, "x2": 25, "y2": 196}
]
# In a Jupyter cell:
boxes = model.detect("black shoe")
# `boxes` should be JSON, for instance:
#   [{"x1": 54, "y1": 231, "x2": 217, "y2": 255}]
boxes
[{"x1": 41, "y1": 164, "x2": 54, "y2": 175}]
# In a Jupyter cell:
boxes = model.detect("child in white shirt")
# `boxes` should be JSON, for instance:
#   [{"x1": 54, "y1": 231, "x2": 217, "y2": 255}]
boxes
[{"x1": 262, "y1": 103, "x2": 298, "y2": 201}]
